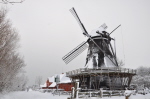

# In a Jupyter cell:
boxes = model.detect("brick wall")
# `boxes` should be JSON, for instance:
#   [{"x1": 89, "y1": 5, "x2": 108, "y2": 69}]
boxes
[{"x1": 58, "y1": 83, "x2": 74, "y2": 91}]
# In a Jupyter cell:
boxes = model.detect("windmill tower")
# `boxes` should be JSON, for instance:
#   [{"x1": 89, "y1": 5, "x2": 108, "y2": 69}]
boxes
[{"x1": 62, "y1": 8, "x2": 136, "y2": 91}]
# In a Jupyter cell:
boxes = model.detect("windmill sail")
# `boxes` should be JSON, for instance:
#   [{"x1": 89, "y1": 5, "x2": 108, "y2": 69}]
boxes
[
  {"x1": 62, "y1": 41, "x2": 88, "y2": 64},
  {"x1": 70, "y1": 7, "x2": 88, "y2": 35}
]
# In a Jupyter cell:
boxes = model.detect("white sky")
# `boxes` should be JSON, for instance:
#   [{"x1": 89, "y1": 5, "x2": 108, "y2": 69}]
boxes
[{"x1": 1, "y1": 0, "x2": 150, "y2": 86}]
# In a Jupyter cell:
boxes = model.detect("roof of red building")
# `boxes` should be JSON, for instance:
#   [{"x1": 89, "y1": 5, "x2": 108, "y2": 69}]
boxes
[{"x1": 40, "y1": 73, "x2": 71, "y2": 88}]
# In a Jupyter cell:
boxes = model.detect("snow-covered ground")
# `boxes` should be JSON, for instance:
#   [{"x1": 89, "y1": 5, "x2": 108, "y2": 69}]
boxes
[{"x1": 1, "y1": 91, "x2": 150, "y2": 99}]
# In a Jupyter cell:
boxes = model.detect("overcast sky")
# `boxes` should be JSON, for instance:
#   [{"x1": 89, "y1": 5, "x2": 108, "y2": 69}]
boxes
[{"x1": 1, "y1": 0, "x2": 150, "y2": 86}]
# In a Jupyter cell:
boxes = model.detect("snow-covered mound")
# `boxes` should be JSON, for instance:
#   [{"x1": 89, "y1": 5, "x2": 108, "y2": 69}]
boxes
[{"x1": 1, "y1": 91, "x2": 150, "y2": 99}]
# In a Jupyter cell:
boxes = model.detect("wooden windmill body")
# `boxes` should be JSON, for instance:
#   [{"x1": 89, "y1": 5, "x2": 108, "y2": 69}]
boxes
[{"x1": 85, "y1": 24, "x2": 117, "y2": 68}]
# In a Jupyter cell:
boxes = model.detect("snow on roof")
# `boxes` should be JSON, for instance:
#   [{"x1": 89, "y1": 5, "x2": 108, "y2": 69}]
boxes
[
  {"x1": 40, "y1": 83, "x2": 46, "y2": 87},
  {"x1": 59, "y1": 73, "x2": 71, "y2": 83},
  {"x1": 59, "y1": 73, "x2": 64, "y2": 80},
  {"x1": 59, "y1": 80, "x2": 71, "y2": 84},
  {"x1": 48, "y1": 76, "x2": 55, "y2": 82},
  {"x1": 47, "y1": 73, "x2": 71, "y2": 84},
  {"x1": 49, "y1": 82, "x2": 56, "y2": 87},
  {"x1": 89, "y1": 23, "x2": 108, "y2": 37}
]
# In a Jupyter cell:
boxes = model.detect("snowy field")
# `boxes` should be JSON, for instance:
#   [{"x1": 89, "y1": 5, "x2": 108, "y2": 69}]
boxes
[{"x1": 1, "y1": 91, "x2": 150, "y2": 99}]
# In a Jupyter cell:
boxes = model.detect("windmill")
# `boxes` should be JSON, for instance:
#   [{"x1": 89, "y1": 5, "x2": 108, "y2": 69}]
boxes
[{"x1": 62, "y1": 7, "x2": 121, "y2": 68}]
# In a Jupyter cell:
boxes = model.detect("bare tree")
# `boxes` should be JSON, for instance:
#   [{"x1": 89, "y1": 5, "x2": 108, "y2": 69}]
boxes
[
  {"x1": 35, "y1": 76, "x2": 43, "y2": 88},
  {"x1": 0, "y1": 0, "x2": 24, "y2": 4},
  {"x1": 117, "y1": 58, "x2": 125, "y2": 67},
  {"x1": 0, "y1": 8, "x2": 26, "y2": 92},
  {"x1": 6, "y1": 73, "x2": 28, "y2": 91}
]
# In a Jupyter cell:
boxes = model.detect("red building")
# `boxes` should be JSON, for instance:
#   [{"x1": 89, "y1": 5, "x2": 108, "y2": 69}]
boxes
[
  {"x1": 41, "y1": 73, "x2": 74, "y2": 91},
  {"x1": 58, "y1": 83, "x2": 73, "y2": 91}
]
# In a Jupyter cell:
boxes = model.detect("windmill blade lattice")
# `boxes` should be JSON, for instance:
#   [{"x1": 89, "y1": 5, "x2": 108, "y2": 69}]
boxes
[
  {"x1": 70, "y1": 7, "x2": 88, "y2": 35},
  {"x1": 62, "y1": 41, "x2": 88, "y2": 64}
]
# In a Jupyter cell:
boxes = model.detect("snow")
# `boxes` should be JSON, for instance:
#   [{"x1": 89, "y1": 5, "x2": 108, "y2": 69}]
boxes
[
  {"x1": 124, "y1": 89, "x2": 133, "y2": 99},
  {"x1": 49, "y1": 82, "x2": 56, "y2": 87},
  {"x1": 59, "y1": 73, "x2": 71, "y2": 83},
  {"x1": 48, "y1": 76, "x2": 55, "y2": 82},
  {"x1": 28, "y1": 88, "x2": 33, "y2": 92},
  {"x1": 104, "y1": 57, "x2": 116, "y2": 67},
  {"x1": 0, "y1": 91, "x2": 68, "y2": 99},
  {"x1": 1, "y1": 91, "x2": 150, "y2": 99},
  {"x1": 85, "y1": 53, "x2": 99, "y2": 68},
  {"x1": 89, "y1": 23, "x2": 107, "y2": 37},
  {"x1": 85, "y1": 54, "x2": 115, "y2": 68},
  {"x1": 48, "y1": 73, "x2": 71, "y2": 84},
  {"x1": 40, "y1": 73, "x2": 72, "y2": 88},
  {"x1": 40, "y1": 83, "x2": 46, "y2": 87}
]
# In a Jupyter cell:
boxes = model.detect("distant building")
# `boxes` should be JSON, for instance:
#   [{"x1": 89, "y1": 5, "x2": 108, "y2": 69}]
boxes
[{"x1": 40, "y1": 73, "x2": 73, "y2": 91}]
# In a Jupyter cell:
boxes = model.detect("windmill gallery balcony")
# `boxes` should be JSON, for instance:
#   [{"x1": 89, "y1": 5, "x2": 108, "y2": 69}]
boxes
[{"x1": 66, "y1": 67, "x2": 136, "y2": 90}]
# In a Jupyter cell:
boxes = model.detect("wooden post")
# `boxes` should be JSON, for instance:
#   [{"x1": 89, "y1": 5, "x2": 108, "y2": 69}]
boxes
[
  {"x1": 89, "y1": 75, "x2": 91, "y2": 89},
  {"x1": 128, "y1": 75, "x2": 133, "y2": 87}
]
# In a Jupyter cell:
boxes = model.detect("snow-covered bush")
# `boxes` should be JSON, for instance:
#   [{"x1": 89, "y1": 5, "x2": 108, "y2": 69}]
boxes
[{"x1": 131, "y1": 66, "x2": 150, "y2": 88}]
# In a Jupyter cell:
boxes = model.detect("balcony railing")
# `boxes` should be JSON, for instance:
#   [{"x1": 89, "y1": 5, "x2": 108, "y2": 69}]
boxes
[{"x1": 66, "y1": 67, "x2": 136, "y2": 77}]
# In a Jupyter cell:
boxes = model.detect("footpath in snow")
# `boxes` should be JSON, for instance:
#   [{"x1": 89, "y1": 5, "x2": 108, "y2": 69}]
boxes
[{"x1": 1, "y1": 91, "x2": 150, "y2": 99}]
